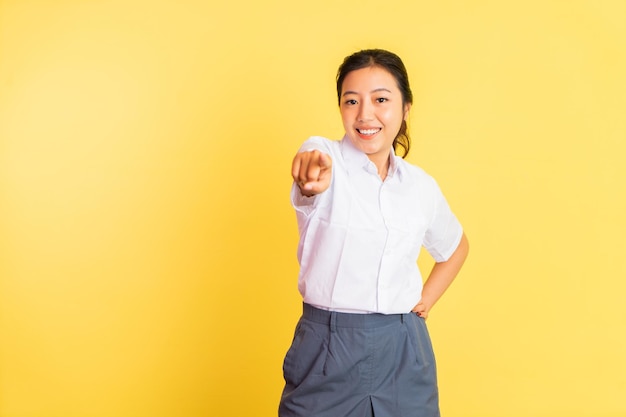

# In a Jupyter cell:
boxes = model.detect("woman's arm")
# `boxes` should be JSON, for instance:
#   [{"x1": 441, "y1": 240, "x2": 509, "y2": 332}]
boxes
[{"x1": 412, "y1": 232, "x2": 469, "y2": 318}]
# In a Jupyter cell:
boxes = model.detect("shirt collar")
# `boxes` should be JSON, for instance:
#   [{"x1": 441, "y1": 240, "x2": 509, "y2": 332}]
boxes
[
  {"x1": 340, "y1": 135, "x2": 403, "y2": 180},
  {"x1": 388, "y1": 151, "x2": 401, "y2": 179}
]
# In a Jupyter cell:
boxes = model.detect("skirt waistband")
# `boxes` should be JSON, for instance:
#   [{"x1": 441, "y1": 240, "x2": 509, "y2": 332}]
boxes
[{"x1": 302, "y1": 303, "x2": 412, "y2": 329}]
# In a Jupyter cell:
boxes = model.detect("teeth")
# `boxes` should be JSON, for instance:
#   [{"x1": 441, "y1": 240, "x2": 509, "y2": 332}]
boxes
[{"x1": 358, "y1": 128, "x2": 380, "y2": 135}]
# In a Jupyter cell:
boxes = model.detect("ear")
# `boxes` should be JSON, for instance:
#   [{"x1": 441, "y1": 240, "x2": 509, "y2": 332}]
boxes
[{"x1": 403, "y1": 103, "x2": 412, "y2": 120}]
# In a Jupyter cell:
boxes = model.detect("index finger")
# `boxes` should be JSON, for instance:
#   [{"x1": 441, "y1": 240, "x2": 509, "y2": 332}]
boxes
[{"x1": 291, "y1": 152, "x2": 305, "y2": 180}]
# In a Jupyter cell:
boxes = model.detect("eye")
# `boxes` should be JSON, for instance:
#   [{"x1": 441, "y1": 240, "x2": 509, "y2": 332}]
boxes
[
  {"x1": 344, "y1": 99, "x2": 358, "y2": 106},
  {"x1": 375, "y1": 97, "x2": 388, "y2": 103}
]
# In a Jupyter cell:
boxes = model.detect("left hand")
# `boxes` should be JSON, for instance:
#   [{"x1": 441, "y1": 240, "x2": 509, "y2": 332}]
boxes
[
  {"x1": 412, "y1": 233, "x2": 470, "y2": 320},
  {"x1": 412, "y1": 301, "x2": 429, "y2": 319}
]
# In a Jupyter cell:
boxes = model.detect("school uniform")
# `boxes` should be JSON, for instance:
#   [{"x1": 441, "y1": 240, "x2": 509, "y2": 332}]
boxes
[{"x1": 279, "y1": 136, "x2": 463, "y2": 417}]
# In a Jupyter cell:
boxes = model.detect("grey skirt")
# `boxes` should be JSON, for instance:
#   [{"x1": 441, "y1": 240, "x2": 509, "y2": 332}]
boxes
[{"x1": 279, "y1": 303, "x2": 440, "y2": 417}]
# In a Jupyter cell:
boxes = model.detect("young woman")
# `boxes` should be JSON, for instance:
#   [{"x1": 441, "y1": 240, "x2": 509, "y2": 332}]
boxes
[{"x1": 280, "y1": 49, "x2": 469, "y2": 417}]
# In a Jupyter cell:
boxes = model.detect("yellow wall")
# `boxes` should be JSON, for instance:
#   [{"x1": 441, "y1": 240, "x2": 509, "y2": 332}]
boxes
[{"x1": 1, "y1": 1, "x2": 625, "y2": 416}]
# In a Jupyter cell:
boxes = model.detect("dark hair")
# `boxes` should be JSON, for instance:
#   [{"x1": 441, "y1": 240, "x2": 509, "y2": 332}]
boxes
[{"x1": 336, "y1": 49, "x2": 413, "y2": 158}]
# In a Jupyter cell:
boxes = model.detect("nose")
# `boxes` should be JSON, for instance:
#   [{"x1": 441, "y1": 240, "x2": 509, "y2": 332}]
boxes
[{"x1": 357, "y1": 101, "x2": 373, "y2": 122}]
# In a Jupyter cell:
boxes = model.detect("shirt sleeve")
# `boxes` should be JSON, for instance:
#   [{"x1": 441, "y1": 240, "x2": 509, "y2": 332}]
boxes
[
  {"x1": 291, "y1": 183, "x2": 318, "y2": 216},
  {"x1": 422, "y1": 179, "x2": 463, "y2": 262}
]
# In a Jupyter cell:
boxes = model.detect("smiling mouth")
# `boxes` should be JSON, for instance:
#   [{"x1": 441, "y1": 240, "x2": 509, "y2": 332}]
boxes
[{"x1": 357, "y1": 128, "x2": 381, "y2": 136}]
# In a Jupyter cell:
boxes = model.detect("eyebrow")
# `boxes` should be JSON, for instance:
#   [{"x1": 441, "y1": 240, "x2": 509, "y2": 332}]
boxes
[{"x1": 342, "y1": 87, "x2": 392, "y2": 96}]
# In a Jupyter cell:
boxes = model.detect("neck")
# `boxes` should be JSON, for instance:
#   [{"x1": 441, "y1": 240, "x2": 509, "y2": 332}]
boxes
[{"x1": 368, "y1": 153, "x2": 391, "y2": 180}]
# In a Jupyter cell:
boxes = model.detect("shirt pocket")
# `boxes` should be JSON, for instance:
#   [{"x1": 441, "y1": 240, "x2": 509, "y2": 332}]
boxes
[{"x1": 385, "y1": 212, "x2": 429, "y2": 258}]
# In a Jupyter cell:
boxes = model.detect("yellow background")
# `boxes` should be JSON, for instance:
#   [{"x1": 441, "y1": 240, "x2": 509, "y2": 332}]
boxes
[{"x1": 1, "y1": 1, "x2": 625, "y2": 416}]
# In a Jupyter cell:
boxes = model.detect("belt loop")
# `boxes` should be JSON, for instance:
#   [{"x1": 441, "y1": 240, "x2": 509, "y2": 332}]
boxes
[
  {"x1": 401, "y1": 314, "x2": 404, "y2": 324},
  {"x1": 330, "y1": 311, "x2": 337, "y2": 333}
]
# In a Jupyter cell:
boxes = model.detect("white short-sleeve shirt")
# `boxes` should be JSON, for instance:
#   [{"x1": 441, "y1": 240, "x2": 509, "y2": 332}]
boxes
[{"x1": 292, "y1": 136, "x2": 463, "y2": 314}]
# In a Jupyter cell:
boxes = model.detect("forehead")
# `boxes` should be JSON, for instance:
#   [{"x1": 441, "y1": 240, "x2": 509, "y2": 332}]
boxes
[{"x1": 341, "y1": 66, "x2": 399, "y2": 93}]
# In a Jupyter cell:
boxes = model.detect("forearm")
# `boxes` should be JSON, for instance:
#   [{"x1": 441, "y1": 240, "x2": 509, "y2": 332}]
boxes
[{"x1": 419, "y1": 233, "x2": 469, "y2": 314}]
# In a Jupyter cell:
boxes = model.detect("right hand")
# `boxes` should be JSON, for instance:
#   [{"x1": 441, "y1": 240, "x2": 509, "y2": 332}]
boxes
[{"x1": 291, "y1": 150, "x2": 332, "y2": 196}]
